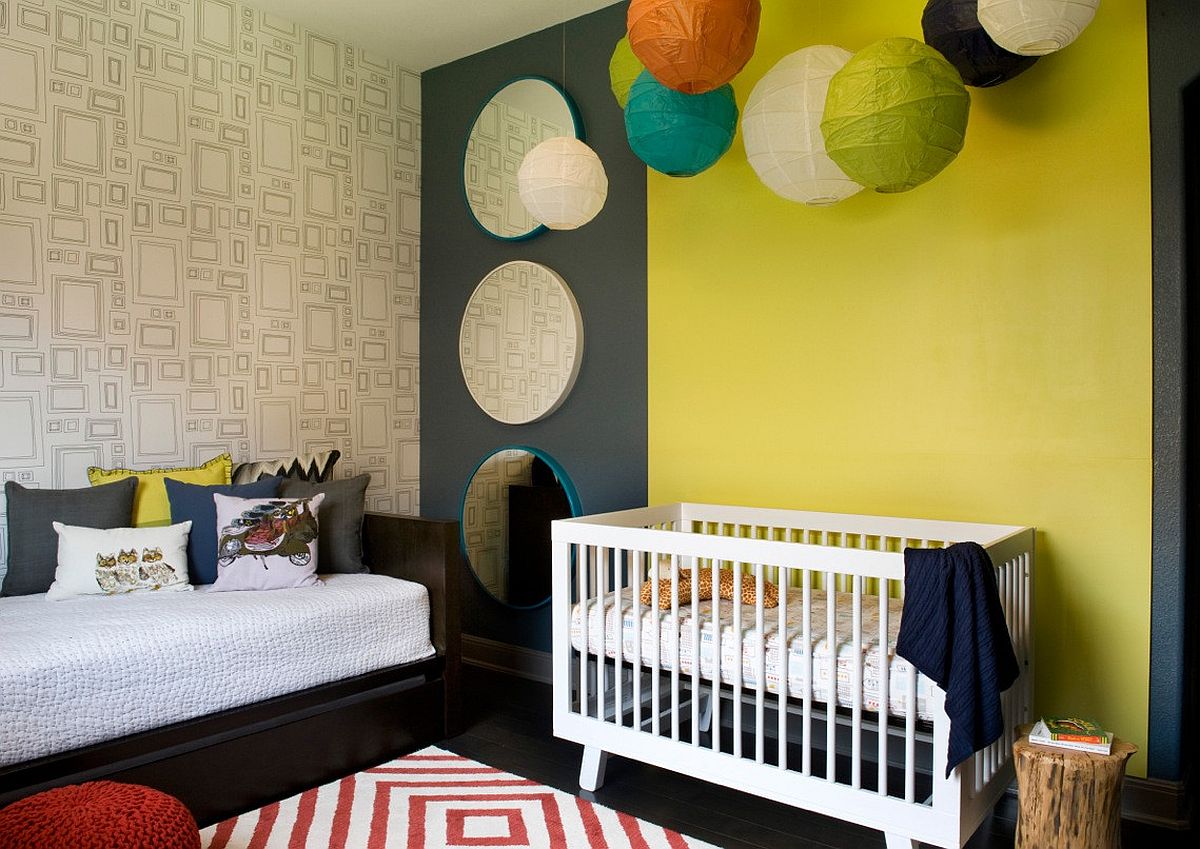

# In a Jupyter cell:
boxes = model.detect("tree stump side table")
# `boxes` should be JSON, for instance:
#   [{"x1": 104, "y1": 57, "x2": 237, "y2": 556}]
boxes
[{"x1": 1013, "y1": 724, "x2": 1137, "y2": 849}]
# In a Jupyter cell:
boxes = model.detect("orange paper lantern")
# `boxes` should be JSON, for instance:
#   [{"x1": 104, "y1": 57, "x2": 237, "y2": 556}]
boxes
[{"x1": 627, "y1": 0, "x2": 761, "y2": 95}]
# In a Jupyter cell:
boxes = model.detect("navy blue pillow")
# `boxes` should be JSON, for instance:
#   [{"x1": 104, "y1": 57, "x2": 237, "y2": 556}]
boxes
[{"x1": 166, "y1": 476, "x2": 283, "y2": 584}]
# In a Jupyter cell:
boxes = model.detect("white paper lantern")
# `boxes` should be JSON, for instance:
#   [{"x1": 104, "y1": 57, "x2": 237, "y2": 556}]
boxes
[
  {"x1": 978, "y1": 0, "x2": 1100, "y2": 56},
  {"x1": 742, "y1": 45, "x2": 863, "y2": 206},
  {"x1": 517, "y1": 137, "x2": 608, "y2": 231}
]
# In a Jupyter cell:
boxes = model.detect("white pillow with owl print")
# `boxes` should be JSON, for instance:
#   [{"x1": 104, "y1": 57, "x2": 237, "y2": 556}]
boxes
[{"x1": 46, "y1": 521, "x2": 193, "y2": 600}]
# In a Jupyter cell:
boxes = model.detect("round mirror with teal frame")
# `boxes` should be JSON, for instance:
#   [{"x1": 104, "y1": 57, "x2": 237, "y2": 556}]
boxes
[
  {"x1": 462, "y1": 76, "x2": 584, "y2": 241},
  {"x1": 459, "y1": 445, "x2": 582, "y2": 609}
]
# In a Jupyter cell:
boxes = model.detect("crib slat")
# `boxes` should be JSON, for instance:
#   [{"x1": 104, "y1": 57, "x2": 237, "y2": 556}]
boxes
[
  {"x1": 1026, "y1": 553, "x2": 1032, "y2": 661},
  {"x1": 1015, "y1": 548, "x2": 1024, "y2": 724},
  {"x1": 633, "y1": 550, "x2": 643, "y2": 732},
  {"x1": 755, "y1": 564, "x2": 765, "y2": 764},
  {"x1": 1014, "y1": 555, "x2": 1023, "y2": 725},
  {"x1": 852, "y1": 574, "x2": 862, "y2": 789},
  {"x1": 671, "y1": 553, "x2": 680, "y2": 742},
  {"x1": 998, "y1": 561, "x2": 1008, "y2": 767},
  {"x1": 1013, "y1": 555, "x2": 1023, "y2": 722},
  {"x1": 1015, "y1": 556, "x2": 1023, "y2": 662},
  {"x1": 1024, "y1": 552, "x2": 1033, "y2": 721},
  {"x1": 651, "y1": 551, "x2": 661, "y2": 738},
  {"x1": 691, "y1": 553, "x2": 700, "y2": 746},
  {"x1": 578, "y1": 544, "x2": 587, "y2": 719},
  {"x1": 994, "y1": 560, "x2": 1006, "y2": 779},
  {"x1": 826, "y1": 571, "x2": 836, "y2": 782},
  {"x1": 599, "y1": 547, "x2": 608, "y2": 723},
  {"x1": 617, "y1": 548, "x2": 626, "y2": 727},
  {"x1": 733, "y1": 565, "x2": 743, "y2": 759},
  {"x1": 899, "y1": 564, "x2": 916, "y2": 803},
  {"x1": 905, "y1": 662, "x2": 917, "y2": 803},
  {"x1": 1017, "y1": 556, "x2": 1026, "y2": 722},
  {"x1": 592, "y1": 546, "x2": 600, "y2": 720},
  {"x1": 1009, "y1": 557, "x2": 1019, "y2": 755},
  {"x1": 711, "y1": 555, "x2": 721, "y2": 754},
  {"x1": 1024, "y1": 552, "x2": 1032, "y2": 721},
  {"x1": 994, "y1": 561, "x2": 1005, "y2": 781},
  {"x1": 802, "y1": 568, "x2": 812, "y2": 777},
  {"x1": 878, "y1": 578, "x2": 889, "y2": 796},
  {"x1": 1015, "y1": 553, "x2": 1024, "y2": 719},
  {"x1": 984, "y1": 718, "x2": 994, "y2": 780},
  {"x1": 778, "y1": 565, "x2": 788, "y2": 772}
]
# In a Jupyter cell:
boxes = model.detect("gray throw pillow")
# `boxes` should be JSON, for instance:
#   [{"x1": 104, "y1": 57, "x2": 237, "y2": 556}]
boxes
[
  {"x1": 278, "y1": 474, "x2": 369, "y2": 574},
  {"x1": 1, "y1": 478, "x2": 139, "y2": 597}
]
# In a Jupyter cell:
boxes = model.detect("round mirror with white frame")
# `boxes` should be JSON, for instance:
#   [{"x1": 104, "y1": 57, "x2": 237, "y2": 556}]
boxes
[
  {"x1": 459, "y1": 261, "x2": 584, "y2": 425},
  {"x1": 462, "y1": 76, "x2": 582, "y2": 240},
  {"x1": 461, "y1": 446, "x2": 580, "y2": 608}
]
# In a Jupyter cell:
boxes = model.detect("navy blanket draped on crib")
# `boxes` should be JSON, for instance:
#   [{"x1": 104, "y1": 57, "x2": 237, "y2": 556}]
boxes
[{"x1": 896, "y1": 541, "x2": 1020, "y2": 776}]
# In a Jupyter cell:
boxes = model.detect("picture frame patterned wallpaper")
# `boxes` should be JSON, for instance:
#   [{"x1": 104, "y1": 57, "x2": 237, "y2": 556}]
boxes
[{"x1": 0, "y1": 0, "x2": 422, "y2": 582}]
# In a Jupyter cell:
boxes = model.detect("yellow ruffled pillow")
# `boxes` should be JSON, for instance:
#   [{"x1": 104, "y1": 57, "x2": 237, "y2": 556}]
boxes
[{"x1": 88, "y1": 454, "x2": 232, "y2": 527}]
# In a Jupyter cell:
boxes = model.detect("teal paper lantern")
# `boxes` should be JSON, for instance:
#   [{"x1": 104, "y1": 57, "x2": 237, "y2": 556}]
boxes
[
  {"x1": 821, "y1": 37, "x2": 971, "y2": 193},
  {"x1": 624, "y1": 70, "x2": 738, "y2": 177}
]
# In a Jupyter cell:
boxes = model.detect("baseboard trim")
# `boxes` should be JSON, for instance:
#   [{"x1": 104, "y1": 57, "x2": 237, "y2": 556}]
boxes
[
  {"x1": 1122, "y1": 776, "x2": 1191, "y2": 829},
  {"x1": 462, "y1": 635, "x2": 552, "y2": 684}
]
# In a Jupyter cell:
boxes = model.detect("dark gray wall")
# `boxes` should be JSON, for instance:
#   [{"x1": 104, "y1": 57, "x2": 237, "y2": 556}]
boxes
[
  {"x1": 1148, "y1": 0, "x2": 1200, "y2": 784},
  {"x1": 421, "y1": 3, "x2": 647, "y2": 652}
]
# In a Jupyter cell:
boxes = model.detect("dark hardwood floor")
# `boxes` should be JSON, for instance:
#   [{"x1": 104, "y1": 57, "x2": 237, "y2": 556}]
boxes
[{"x1": 444, "y1": 666, "x2": 1192, "y2": 849}]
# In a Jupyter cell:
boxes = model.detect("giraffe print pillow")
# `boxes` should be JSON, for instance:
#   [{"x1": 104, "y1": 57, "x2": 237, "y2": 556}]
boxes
[
  {"x1": 716, "y1": 568, "x2": 779, "y2": 608},
  {"x1": 638, "y1": 567, "x2": 779, "y2": 610},
  {"x1": 639, "y1": 569, "x2": 714, "y2": 610}
]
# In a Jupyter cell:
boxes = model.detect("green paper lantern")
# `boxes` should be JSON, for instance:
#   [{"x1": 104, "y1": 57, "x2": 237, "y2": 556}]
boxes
[
  {"x1": 821, "y1": 37, "x2": 971, "y2": 193},
  {"x1": 625, "y1": 69, "x2": 738, "y2": 177},
  {"x1": 609, "y1": 36, "x2": 643, "y2": 109}
]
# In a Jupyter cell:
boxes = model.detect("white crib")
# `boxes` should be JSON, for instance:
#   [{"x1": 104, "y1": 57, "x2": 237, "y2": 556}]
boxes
[{"x1": 551, "y1": 503, "x2": 1034, "y2": 849}]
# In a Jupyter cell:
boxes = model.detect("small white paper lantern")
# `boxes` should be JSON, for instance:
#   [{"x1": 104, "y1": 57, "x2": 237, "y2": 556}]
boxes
[
  {"x1": 517, "y1": 137, "x2": 609, "y2": 231},
  {"x1": 742, "y1": 45, "x2": 863, "y2": 206},
  {"x1": 978, "y1": 0, "x2": 1101, "y2": 56}
]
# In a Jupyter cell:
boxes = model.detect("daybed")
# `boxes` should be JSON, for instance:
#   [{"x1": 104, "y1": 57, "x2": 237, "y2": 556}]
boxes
[
  {"x1": 552, "y1": 503, "x2": 1033, "y2": 849},
  {"x1": 0, "y1": 513, "x2": 462, "y2": 827}
]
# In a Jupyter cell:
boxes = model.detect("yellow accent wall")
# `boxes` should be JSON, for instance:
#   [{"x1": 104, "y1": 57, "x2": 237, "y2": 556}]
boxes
[{"x1": 646, "y1": 1, "x2": 1152, "y2": 773}]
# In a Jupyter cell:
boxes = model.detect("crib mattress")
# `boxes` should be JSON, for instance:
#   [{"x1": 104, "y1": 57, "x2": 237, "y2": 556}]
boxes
[{"x1": 570, "y1": 588, "x2": 933, "y2": 721}]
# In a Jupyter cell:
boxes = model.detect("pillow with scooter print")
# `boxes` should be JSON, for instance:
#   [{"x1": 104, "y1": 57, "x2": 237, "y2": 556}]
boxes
[{"x1": 210, "y1": 493, "x2": 325, "y2": 591}]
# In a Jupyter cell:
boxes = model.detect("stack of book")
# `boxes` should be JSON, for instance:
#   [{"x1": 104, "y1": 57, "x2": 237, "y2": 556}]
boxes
[{"x1": 1029, "y1": 716, "x2": 1113, "y2": 755}]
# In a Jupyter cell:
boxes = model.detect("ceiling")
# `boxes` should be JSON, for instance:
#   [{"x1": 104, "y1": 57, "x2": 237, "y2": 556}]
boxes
[{"x1": 249, "y1": 0, "x2": 620, "y2": 72}]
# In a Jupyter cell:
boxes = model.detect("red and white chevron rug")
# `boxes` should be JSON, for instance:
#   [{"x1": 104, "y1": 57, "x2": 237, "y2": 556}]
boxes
[{"x1": 200, "y1": 746, "x2": 719, "y2": 849}]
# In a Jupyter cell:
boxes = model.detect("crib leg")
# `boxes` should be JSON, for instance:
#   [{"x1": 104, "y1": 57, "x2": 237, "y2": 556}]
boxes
[
  {"x1": 580, "y1": 746, "x2": 609, "y2": 792},
  {"x1": 698, "y1": 692, "x2": 713, "y2": 734},
  {"x1": 883, "y1": 833, "x2": 918, "y2": 849}
]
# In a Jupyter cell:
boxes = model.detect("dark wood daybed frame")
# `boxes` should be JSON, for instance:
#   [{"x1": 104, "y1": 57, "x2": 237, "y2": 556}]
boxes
[{"x1": 0, "y1": 513, "x2": 463, "y2": 827}]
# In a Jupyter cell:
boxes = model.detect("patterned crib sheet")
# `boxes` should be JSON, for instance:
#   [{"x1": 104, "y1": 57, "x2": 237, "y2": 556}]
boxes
[{"x1": 569, "y1": 588, "x2": 933, "y2": 721}]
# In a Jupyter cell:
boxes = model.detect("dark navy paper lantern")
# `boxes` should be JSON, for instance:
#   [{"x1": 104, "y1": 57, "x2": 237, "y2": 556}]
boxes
[
  {"x1": 921, "y1": 0, "x2": 1037, "y2": 88},
  {"x1": 625, "y1": 70, "x2": 738, "y2": 177}
]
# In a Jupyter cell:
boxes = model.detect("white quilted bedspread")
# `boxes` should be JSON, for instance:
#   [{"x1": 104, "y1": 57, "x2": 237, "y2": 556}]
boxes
[{"x1": 0, "y1": 574, "x2": 435, "y2": 767}]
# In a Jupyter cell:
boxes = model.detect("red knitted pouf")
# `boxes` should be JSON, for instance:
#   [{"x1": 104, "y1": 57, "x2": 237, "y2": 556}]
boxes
[{"x1": 0, "y1": 781, "x2": 200, "y2": 849}]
